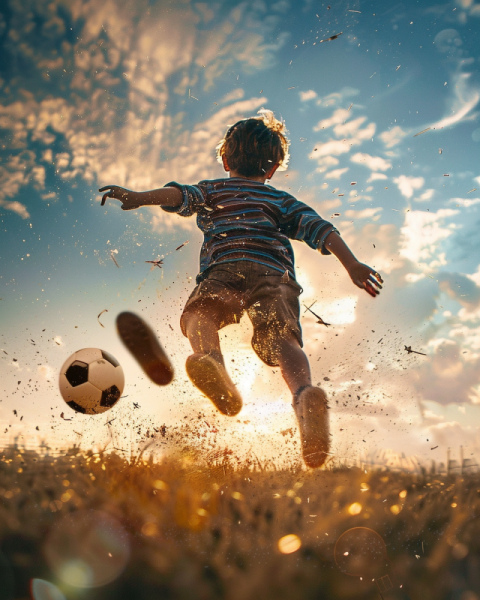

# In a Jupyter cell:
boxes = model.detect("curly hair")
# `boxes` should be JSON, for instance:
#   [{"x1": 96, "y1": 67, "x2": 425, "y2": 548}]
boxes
[{"x1": 216, "y1": 108, "x2": 290, "y2": 178}]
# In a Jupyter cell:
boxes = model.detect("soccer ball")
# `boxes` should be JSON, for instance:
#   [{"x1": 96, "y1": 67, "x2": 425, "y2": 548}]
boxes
[{"x1": 59, "y1": 348, "x2": 125, "y2": 414}]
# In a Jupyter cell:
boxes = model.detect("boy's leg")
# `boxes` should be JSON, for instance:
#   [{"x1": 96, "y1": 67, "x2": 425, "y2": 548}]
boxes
[
  {"x1": 277, "y1": 333, "x2": 312, "y2": 395},
  {"x1": 183, "y1": 308, "x2": 243, "y2": 416},
  {"x1": 183, "y1": 308, "x2": 223, "y2": 363},
  {"x1": 276, "y1": 333, "x2": 329, "y2": 468}
]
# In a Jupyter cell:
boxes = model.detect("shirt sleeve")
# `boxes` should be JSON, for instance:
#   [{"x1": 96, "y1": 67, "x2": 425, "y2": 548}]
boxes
[
  {"x1": 162, "y1": 182, "x2": 205, "y2": 217},
  {"x1": 280, "y1": 195, "x2": 339, "y2": 255}
]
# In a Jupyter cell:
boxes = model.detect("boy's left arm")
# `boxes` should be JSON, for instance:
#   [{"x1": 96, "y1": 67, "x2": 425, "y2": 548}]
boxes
[{"x1": 323, "y1": 231, "x2": 383, "y2": 297}]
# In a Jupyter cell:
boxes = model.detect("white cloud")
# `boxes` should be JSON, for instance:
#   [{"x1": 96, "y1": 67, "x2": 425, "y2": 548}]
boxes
[
  {"x1": 393, "y1": 175, "x2": 425, "y2": 198},
  {"x1": 311, "y1": 155, "x2": 338, "y2": 168},
  {"x1": 299, "y1": 90, "x2": 317, "y2": 102},
  {"x1": 218, "y1": 89, "x2": 245, "y2": 105},
  {"x1": 38, "y1": 365, "x2": 55, "y2": 381},
  {"x1": 333, "y1": 116, "x2": 367, "y2": 138},
  {"x1": 344, "y1": 207, "x2": 383, "y2": 220},
  {"x1": 314, "y1": 108, "x2": 350, "y2": 131},
  {"x1": 314, "y1": 296, "x2": 357, "y2": 325},
  {"x1": 0, "y1": 199, "x2": 30, "y2": 219},
  {"x1": 324, "y1": 168, "x2": 349, "y2": 180},
  {"x1": 351, "y1": 153, "x2": 392, "y2": 171},
  {"x1": 449, "y1": 196, "x2": 480, "y2": 207},
  {"x1": 312, "y1": 139, "x2": 353, "y2": 158},
  {"x1": 315, "y1": 86, "x2": 359, "y2": 108},
  {"x1": 312, "y1": 123, "x2": 376, "y2": 161},
  {"x1": 415, "y1": 188, "x2": 435, "y2": 202},
  {"x1": 1, "y1": 0, "x2": 290, "y2": 223},
  {"x1": 429, "y1": 30, "x2": 480, "y2": 129},
  {"x1": 378, "y1": 126, "x2": 407, "y2": 148},
  {"x1": 412, "y1": 340, "x2": 480, "y2": 406},
  {"x1": 431, "y1": 71, "x2": 480, "y2": 129},
  {"x1": 367, "y1": 172, "x2": 388, "y2": 183},
  {"x1": 399, "y1": 209, "x2": 459, "y2": 268}
]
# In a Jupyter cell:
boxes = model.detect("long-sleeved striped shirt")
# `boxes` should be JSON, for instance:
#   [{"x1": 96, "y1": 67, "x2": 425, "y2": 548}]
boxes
[{"x1": 163, "y1": 177, "x2": 338, "y2": 283}]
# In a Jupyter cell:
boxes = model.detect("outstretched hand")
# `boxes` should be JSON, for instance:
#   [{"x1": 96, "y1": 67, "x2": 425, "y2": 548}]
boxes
[
  {"x1": 99, "y1": 185, "x2": 141, "y2": 210},
  {"x1": 347, "y1": 261, "x2": 383, "y2": 297}
]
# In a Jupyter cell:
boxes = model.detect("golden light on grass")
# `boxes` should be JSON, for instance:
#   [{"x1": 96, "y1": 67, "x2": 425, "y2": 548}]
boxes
[
  {"x1": 348, "y1": 502, "x2": 362, "y2": 515},
  {"x1": 231, "y1": 491, "x2": 244, "y2": 500},
  {"x1": 390, "y1": 504, "x2": 402, "y2": 515},
  {"x1": 399, "y1": 489, "x2": 407, "y2": 499},
  {"x1": 451, "y1": 502, "x2": 457, "y2": 508},
  {"x1": 360, "y1": 483, "x2": 370, "y2": 492},
  {"x1": 278, "y1": 534, "x2": 302, "y2": 554}
]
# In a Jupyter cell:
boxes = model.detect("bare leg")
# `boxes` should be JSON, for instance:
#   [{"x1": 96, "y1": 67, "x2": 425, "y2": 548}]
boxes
[
  {"x1": 183, "y1": 309, "x2": 223, "y2": 361},
  {"x1": 277, "y1": 334, "x2": 329, "y2": 468},
  {"x1": 277, "y1": 334, "x2": 312, "y2": 395},
  {"x1": 183, "y1": 308, "x2": 242, "y2": 416}
]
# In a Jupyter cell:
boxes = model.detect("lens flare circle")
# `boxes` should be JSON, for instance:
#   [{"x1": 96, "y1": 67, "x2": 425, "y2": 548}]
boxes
[
  {"x1": 30, "y1": 579, "x2": 66, "y2": 600},
  {"x1": 334, "y1": 527, "x2": 388, "y2": 578},
  {"x1": 44, "y1": 510, "x2": 130, "y2": 588}
]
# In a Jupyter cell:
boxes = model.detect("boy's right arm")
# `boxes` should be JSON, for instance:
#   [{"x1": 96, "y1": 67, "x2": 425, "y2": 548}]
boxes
[{"x1": 99, "y1": 185, "x2": 182, "y2": 211}]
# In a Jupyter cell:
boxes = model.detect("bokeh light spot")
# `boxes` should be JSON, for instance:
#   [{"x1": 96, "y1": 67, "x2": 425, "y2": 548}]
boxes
[
  {"x1": 278, "y1": 534, "x2": 301, "y2": 554},
  {"x1": 348, "y1": 502, "x2": 362, "y2": 515},
  {"x1": 44, "y1": 510, "x2": 130, "y2": 588}
]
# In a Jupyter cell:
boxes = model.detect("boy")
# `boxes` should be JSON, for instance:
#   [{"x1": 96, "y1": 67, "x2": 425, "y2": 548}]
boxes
[{"x1": 99, "y1": 109, "x2": 383, "y2": 468}]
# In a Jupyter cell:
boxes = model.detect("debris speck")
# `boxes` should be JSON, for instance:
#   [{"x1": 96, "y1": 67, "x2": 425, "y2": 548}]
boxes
[
  {"x1": 97, "y1": 309, "x2": 108, "y2": 328},
  {"x1": 145, "y1": 259, "x2": 164, "y2": 270},
  {"x1": 175, "y1": 241, "x2": 189, "y2": 251},
  {"x1": 303, "y1": 302, "x2": 330, "y2": 327},
  {"x1": 110, "y1": 251, "x2": 120, "y2": 268},
  {"x1": 413, "y1": 127, "x2": 431, "y2": 137},
  {"x1": 319, "y1": 32, "x2": 343, "y2": 43},
  {"x1": 404, "y1": 345, "x2": 426, "y2": 356}
]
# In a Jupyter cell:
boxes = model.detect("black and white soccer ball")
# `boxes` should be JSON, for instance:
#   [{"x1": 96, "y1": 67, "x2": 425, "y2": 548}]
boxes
[{"x1": 59, "y1": 348, "x2": 125, "y2": 414}]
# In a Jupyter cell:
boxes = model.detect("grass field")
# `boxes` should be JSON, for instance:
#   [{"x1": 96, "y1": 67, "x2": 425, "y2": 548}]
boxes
[{"x1": 1, "y1": 443, "x2": 480, "y2": 600}]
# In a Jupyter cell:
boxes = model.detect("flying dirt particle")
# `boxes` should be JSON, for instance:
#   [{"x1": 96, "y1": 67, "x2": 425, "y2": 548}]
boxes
[
  {"x1": 110, "y1": 252, "x2": 120, "y2": 268},
  {"x1": 319, "y1": 32, "x2": 343, "y2": 43},
  {"x1": 175, "y1": 241, "x2": 189, "y2": 251},
  {"x1": 97, "y1": 309, "x2": 108, "y2": 328},
  {"x1": 413, "y1": 127, "x2": 431, "y2": 137},
  {"x1": 145, "y1": 259, "x2": 164, "y2": 269}
]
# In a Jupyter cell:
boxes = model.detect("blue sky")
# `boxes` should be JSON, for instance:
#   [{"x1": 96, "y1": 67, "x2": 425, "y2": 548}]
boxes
[{"x1": 1, "y1": 0, "x2": 480, "y2": 464}]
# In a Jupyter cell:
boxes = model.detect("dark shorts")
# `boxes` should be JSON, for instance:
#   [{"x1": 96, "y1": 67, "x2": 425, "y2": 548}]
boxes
[{"x1": 180, "y1": 261, "x2": 303, "y2": 367}]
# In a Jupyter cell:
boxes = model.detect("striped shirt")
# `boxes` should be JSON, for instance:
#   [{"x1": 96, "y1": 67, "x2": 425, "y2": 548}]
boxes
[{"x1": 163, "y1": 178, "x2": 338, "y2": 282}]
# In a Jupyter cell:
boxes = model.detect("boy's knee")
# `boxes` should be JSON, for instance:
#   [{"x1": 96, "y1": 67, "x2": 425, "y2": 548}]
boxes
[{"x1": 278, "y1": 331, "x2": 302, "y2": 348}]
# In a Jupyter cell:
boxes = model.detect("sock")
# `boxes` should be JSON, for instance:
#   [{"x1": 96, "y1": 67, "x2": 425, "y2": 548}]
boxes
[{"x1": 293, "y1": 384, "x2": 311, "y2": 399}]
